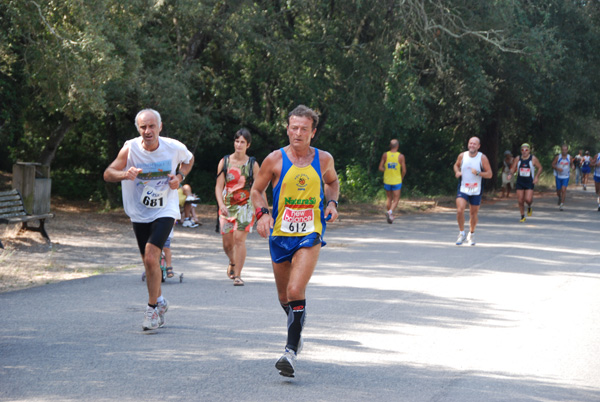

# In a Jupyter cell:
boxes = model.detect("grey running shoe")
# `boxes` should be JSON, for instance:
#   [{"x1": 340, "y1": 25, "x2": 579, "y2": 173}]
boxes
[
  {"x1": 158, "y1": 298, "x2": 169, "y2": 328},
  {"x1": 385, "y1": 212, "x2": 392, "y2": 224},
  {"x1": 142, "y1": 306, "x2": 160, "y2": 331},
  {"x1": 467, "y1": 232, "x2": 476, "y2": 246},
  {"x1": 275, "y1": 348, "x2": 297, "y2": 378},
  {"x1": 559, "y1": 203, "x2": 564, "y2": 211},
  {"x1": 456, "y1": 233, "x2": 467, "y2": 245}
]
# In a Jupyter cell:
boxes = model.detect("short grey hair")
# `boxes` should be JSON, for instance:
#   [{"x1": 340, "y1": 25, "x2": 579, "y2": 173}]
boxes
[{"x1": 135, "y1": 109, "x2": 162, "y2": 130}]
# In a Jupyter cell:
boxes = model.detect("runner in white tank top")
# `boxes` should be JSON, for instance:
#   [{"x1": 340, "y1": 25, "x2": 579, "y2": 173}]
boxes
[
  {"x1": 551, "y1": 144, "x2": 573, "y2": 210},
  {"x1": 104, "y1": 109, "x2": 194, "y2": 331},
  {"x1": 453, "y1": 137, "x2": 493, "y2": 246}
]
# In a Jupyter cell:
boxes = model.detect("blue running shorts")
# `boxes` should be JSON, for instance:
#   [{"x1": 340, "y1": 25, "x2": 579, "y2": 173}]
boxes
[
  {"x1": 384, "y1": 183, "x2": 402, "y2": 191},
  {"x1": 269, "y1": 233, "x2": 325, "y2": 263},
  {"x1": 555, "y1": 177, "x2": 569, "y2": 190}
]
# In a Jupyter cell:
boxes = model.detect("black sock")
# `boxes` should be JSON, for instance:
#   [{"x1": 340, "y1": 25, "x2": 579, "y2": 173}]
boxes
[
  {"x1": 148, "y1": 303, "x2": 157, "y2": 309},
  {"x1": 281, "y1": 303, "x2": 290, "y2": 316},
  {"x1": 286, "y1": 299, "x2": 306, "y2": 353}
]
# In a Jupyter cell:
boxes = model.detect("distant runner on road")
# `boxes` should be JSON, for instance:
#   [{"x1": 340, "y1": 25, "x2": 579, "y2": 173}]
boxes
[
  {"x1": 508, "y1": 143, "x2": 542, "y2": 222},
  {"x1": 378, "y1": 139, "x2": 406, "y2": 224},
  {"x1": 551, "y1": 144, "x2": 573, "y2": 211},
  {"x1": 453, "y1": 137, "x2": 493, "y2": 246}
]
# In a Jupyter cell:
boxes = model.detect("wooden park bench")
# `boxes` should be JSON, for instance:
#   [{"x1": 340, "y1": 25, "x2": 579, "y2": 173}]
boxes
[{"x1": 0, "y1": 189, "x2": 54, "y2": 249}]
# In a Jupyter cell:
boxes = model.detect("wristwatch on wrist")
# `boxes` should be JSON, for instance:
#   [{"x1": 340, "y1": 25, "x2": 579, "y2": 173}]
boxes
[
  {"x1": 176, "y1": 170, "x2": 186, "y2": 181},
  {"x1": 255, "y1": 207, "x2": 269, "y2": 221},
  {"x1": 327, "y1": 200, "x2": 338, "y2": 208}
]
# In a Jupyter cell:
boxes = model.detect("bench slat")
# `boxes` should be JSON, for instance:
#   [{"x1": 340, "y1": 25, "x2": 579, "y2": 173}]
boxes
[
  {"x1": 0, "y1": 210, "x2": 27, "y2": 219},
  {"x1": 0, "y1": 189, "x2": 19, "y2": 197},
  {"x1": 0, "y1": 200, "x2": 25, "y2": 209},
  {"x1": 0, "y1": 206, "x2": 27, "y2": 216},
  {"x1": 0, "y1": 195, "x2": 21, "y2": 203}
]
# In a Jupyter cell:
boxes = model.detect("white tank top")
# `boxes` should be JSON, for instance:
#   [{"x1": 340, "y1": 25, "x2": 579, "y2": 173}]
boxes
[
  {"x1": 121, "y1": 137, "x2": 193, "y2": 223},
  {"x1": 460, "y1": 151, "x2": 483, "y2": 195},
  {"x1": 595, "y1": 155, "x2": 600, "y2": 178},
  {"x1": 554, "y1": 154, "x2": 571, "y2": 179}
]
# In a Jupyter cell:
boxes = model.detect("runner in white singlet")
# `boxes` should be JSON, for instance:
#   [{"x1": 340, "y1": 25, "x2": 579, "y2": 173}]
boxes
[
  {"x1": 104, "y1": 109, "x2": 194, "y2": 331},
  {"x1": 453, "y1": 137, "x2": 493, "y2": 246}
]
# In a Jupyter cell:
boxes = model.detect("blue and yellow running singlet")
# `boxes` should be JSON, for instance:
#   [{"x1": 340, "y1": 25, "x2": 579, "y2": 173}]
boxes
[{"x1": 271, "y1": 148, "x2": 326, "y2": 237}]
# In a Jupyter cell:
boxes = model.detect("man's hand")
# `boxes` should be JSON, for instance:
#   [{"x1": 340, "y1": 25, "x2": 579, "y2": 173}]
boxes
[
  {"x1": 167, "y1": 174, "x2": 181, "y2": 189},
  {"x1": 256, "y1": 215, "x2": 273, "y2": 238},
  {"x1": 324, "y1": 204, "x2": 338, "y2": 223},
  {"x1": 125, "y1": 167, "x2": 142, "y2": 181}
]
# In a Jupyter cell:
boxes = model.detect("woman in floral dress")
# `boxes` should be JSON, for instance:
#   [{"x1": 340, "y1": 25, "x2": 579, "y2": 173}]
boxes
[{"x1": 215, "y1": 128, "x2": 260, "y2": 286}]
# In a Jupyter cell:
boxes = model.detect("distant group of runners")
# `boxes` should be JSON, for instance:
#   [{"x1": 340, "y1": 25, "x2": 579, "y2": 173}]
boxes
[{"x1": 104, "y1": 106, "x2": 598, "y2": 379}]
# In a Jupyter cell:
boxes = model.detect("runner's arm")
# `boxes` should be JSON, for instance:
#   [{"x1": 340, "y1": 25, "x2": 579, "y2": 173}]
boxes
[
  {"x1": 104, "y1": 144, "x2": 140, "y2": 182},
  {"x1": 478, "y1": 155, "x2": 494, "y2": 179},
  {"x1": 551, "y1": 155, "x2": 559, "y2": 171},
  {"x1": 321, "y1": 151, "x2": 339, "y2": 223},
  {"x1": 400, "y1": 154, "x2": 407, "y2": 179},
  {"x1": 378, "y1": 152, "x2": 387, "y2": 173},
  {"x1": 215, "y1": 158, "x2": 228, "y2": 216},
  {"x1": 251, "y1": 152, "x2": 277, "y2": 238},
  {"x1": 453, "y1": 153, "x2": 463, "y2": 178},
  {"x1": 169, "y1": 156, "x2": 194, "y2": 190}
]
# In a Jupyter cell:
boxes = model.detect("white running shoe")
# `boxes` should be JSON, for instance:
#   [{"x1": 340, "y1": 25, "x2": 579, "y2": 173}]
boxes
[
  {"x1": 142, "y1": 306, "x2": 160, "y2": 331},
  {"x1": 275, "y1": 348, "x2": 297, "y2": 377},
  {"x1": 559, "y1": 203, "x2": 564, "y2": 211},
  {"x1": 182, "y1": 219, "x2": 199, "y2": 228},
  {"x1": 157, "y1": 298, "x2": 169, "y2": 328},
  {"x1": 456, "y1": 232, "x2": 467, "y2": 245},
  {"x1": 467, "y1": 232, "x2": 476, "y2": 246},
  {"x1": 385, "y1": 211, "x2": 392, "y2": 224}
]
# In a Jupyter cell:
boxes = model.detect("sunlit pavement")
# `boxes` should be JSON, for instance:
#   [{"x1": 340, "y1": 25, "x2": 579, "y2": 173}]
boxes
[{"x1": 1, "y1": 188, "x2": 599, "y2": 401}]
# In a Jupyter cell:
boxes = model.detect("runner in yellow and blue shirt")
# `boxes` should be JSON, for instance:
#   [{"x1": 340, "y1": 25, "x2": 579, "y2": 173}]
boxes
[
  {"x1": 378, "y1": 139, "x2": 406, "y2": 223},
  {"x1": 251, "y1": 105, "x2": 339, "y2": 379}
]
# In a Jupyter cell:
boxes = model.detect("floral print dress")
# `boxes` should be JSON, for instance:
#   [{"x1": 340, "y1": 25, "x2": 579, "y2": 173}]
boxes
[{"x1": 219, "y1": 158, "x2": 255, "y2": 234}]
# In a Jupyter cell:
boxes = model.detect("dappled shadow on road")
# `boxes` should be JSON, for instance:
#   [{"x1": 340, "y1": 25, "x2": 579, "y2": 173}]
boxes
[{"x1": 1, "y1": 267, "x2": 598, "y2": 401}]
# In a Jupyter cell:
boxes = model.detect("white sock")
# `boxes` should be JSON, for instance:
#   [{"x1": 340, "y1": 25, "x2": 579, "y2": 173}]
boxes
[
  {"x1": 460, "y1": 231, "x2": 465, "y2": 236},
  {"x1": 157, "y1": 295, "x2": 164, "y2": 304}
]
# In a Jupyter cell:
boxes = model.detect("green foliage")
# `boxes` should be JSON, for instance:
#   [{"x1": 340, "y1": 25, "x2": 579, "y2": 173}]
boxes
[
  {"x1": 338, "y1": 164, "x2": 382, "y2": 203},
  {"x1": 3, "y1": 0, "x2": 600, "y2": 204}
]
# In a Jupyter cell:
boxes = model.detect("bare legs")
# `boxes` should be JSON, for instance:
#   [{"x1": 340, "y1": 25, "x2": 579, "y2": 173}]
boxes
[
  {"x1": 222, "y1": 230, "x2": 249, "y2": 278},
  {"x1": 142, "y1": 243, "x2": 162, "y2": 305},
  {"x1": 456, "y1": 197, "x2": 480, "y2": 233}
]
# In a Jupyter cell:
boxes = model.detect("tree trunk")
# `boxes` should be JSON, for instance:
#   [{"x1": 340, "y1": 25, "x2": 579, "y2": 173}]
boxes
[{"x1": 39, "y1": 115, "x2": 72, "y2": 167}]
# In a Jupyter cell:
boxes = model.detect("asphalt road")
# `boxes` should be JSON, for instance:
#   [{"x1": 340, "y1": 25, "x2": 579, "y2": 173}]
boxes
[{"x1": 2, "y1": 188, "x2": 600, "y2": 402}]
